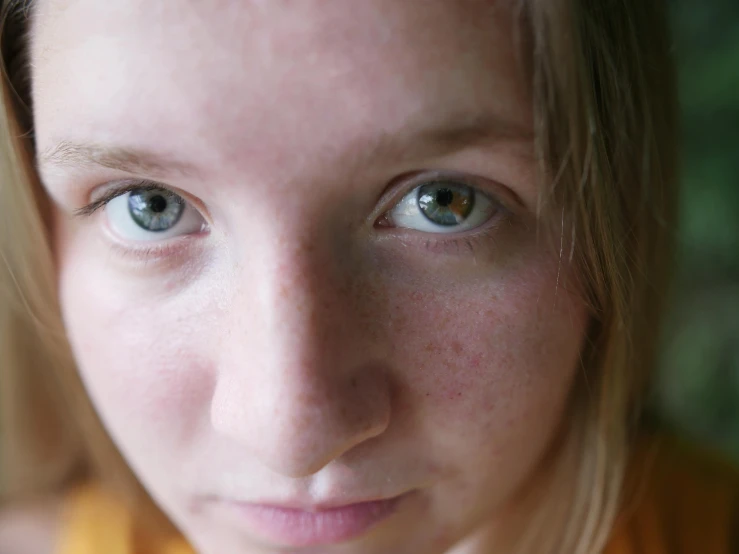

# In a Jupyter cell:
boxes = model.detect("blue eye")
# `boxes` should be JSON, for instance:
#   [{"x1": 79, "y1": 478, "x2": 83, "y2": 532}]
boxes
[
  {"x1": 385, "y1": 180, "x2": 499, "y2": 234},
  {"x1": 104, "y1": 187, "x2": 206, "y2": 242},
  {"x1": 128, "y1": 188, "x2": 185, "y2": 231}
]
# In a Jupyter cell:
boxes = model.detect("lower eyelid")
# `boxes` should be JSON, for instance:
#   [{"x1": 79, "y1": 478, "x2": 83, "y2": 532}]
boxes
[
  {"x1": 379, "y1": 208, "x2": 511, "y2": 255},
  {"x1": 103, "y1": 232, "x2": 208, "y2": 267},
  {"x1": 421, "y1": 226, "x2": 502, "y2": 257}
]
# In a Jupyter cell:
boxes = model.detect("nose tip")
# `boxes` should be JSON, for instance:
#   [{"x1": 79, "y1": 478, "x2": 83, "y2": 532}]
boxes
[{"x1": 211, "y1": 363, "x2": 392, "y2": 478}]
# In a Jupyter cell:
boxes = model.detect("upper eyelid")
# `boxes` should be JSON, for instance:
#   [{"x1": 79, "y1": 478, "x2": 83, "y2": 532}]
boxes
[
  {"x1": 74, "y1": 181, "x2": 210, "y2": 221},
  {"x1": 74, "y1": 180, "x2": 159, "y2": 217},
  {"x1": 377, "y1": 171, "x2": 516, "y2": 218}
]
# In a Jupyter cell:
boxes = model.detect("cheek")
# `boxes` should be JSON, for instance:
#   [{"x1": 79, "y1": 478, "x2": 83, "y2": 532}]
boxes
[
  {"x1": 383, "y1": 262, "x2": 587, "y2": 458},
  {"x1": 60, "y1": 287, "x2": 210, "y2": 437},
  {"x1": 55, "y1": 231, "x2": 221, "y2": 457},
  {"x1": 377, "y1": 264, "x2": 587, "y2": 523}
]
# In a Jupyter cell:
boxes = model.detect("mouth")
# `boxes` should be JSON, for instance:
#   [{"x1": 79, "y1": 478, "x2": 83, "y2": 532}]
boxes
[{"x1": 213, "y1": 491, "x2": 413, "y2": 547}]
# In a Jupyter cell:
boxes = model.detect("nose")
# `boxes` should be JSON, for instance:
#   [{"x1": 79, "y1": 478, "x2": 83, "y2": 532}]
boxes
[{"x1": 210, "y1": 233, "x2": 392, "y2": 478}]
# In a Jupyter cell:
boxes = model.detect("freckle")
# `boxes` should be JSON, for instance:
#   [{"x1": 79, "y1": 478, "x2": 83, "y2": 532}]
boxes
[
  {"x1": 350, "y1": 376, "x2": 358, "y2": 388},
  {"x1": 410, "y1": 291, "x2": 423, "y2": 302},
  {"x1": 451, "y1": 341, "x2": 463, "y2": 355}
]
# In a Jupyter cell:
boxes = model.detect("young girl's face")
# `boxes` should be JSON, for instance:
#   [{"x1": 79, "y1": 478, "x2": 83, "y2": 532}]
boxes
[{"x1": 32, "y1": 1, "x2": 588, "y2": 552}]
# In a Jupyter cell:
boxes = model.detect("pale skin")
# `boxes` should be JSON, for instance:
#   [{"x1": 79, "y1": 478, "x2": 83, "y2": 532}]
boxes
[{"x1": 21, "y1": 0, "x2": 588, "y2": 553}]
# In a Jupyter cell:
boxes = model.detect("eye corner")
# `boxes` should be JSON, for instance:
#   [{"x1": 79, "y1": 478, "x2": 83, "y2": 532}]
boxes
[{"x1": 374, "y1": 212, "x2": 393, "y2": 229}]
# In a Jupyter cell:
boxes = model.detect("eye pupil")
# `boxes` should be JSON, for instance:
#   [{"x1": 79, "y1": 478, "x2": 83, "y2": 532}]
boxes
[
  {"x1": 435, "y1": 188, "x2": 453, "y2": 207},
  {"x1": 148, "y1": 195, "x2": 168, "y2": 213}
]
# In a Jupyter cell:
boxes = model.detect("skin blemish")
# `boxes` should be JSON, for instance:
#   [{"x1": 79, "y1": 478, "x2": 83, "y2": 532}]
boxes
[{"x1": 451, "y1": 340, "x2": 463, "y2": 355}]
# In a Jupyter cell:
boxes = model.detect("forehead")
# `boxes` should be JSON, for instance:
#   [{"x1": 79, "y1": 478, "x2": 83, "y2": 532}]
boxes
[{"x1": 31, "y1": 0, "x2": 530, "y2": 183}]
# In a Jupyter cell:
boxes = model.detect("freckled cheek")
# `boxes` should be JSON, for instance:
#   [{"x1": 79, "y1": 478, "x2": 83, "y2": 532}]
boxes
[{"x1": 385, "y1": 278, "x2": 587, "y2": 438}]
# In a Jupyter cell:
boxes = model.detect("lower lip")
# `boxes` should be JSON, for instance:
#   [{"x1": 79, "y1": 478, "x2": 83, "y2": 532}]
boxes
[{"x1": 221, "y1": 494, "x2": 407, "y2": 547}]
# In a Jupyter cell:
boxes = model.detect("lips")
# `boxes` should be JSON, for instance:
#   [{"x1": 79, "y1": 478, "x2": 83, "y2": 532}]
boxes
[{"x1": 216, "y1": 492, "x2": 410, "y2": 547}]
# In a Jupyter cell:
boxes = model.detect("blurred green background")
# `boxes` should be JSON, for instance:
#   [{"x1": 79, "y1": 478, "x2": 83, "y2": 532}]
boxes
[{"x1": 651, "y1": 0, "x2": 739, "y2": 459}]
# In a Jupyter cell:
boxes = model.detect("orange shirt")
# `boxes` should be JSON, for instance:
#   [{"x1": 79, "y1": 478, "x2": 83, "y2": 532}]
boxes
[
  {"x1": 57, "y1": 437, "x2": 739, "y2": 554},
  {"x1": 55, "y1": 485, "x2": 191, "y2": 554}
]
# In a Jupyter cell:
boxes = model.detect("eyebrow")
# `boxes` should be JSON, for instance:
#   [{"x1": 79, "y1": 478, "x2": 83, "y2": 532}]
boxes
[
  {"x1": 37, "y1": 113, "x2": 533, "y2": 180},
  {"x1": 368, "y1": 112, "x2": 534, "y2": 167},
  {"x1": 413, "y1": 114, "x2": 532, "y2": 153},
  {"x1": 37, "y1": 140, "x2": 200, "y2": 179}
]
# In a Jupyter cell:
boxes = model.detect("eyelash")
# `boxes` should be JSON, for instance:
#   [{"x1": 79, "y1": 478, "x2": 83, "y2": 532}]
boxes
[
  {"x1": 74, "y1": 180, "x2": 166, "y2": 217},
  {"x1": 75, "y1": 178, "x2": 510, "y2": 260}
]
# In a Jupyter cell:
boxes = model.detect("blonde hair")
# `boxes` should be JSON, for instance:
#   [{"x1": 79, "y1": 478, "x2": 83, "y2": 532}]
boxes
[{"x1": 0, "y1": 0, "x2": 677, "y2": 552}]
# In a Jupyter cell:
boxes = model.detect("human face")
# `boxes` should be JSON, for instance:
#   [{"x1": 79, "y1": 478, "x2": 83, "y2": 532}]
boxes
[{"x1": 32, "y1": 1, "x2": 588, "y2": 553}]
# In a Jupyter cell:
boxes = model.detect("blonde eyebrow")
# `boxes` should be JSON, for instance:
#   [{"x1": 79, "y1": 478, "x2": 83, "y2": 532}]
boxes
[
  {"x1": 367, "y1": 112, "x2": 534, "y2": 167},
  {"x1": 37, "y1": 140, "x2": 200, "y2": 179},
  {"x1": 37, "y1": 113, "x2": 532, "y2": 181},
  {"x1": 416, "y1": 114, "x2": 532, "y2": 151}
]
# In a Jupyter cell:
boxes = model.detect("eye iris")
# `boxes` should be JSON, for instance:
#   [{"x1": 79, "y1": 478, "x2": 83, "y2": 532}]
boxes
[
  {"x1": 128, "y1": 189, "x2": 184, "y2": 232},
  {"x1": 417, "y1": 182, "x2": 475, "y2": 226}
]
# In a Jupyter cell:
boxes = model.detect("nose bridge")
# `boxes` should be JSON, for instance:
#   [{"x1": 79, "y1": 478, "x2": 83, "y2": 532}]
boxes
[
  {"x1": 264, "y1": 232, "x2": 342, "y2": 360},
  {"x1": 211, "y1": 228, "x2": 391, "y2": 477}
]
